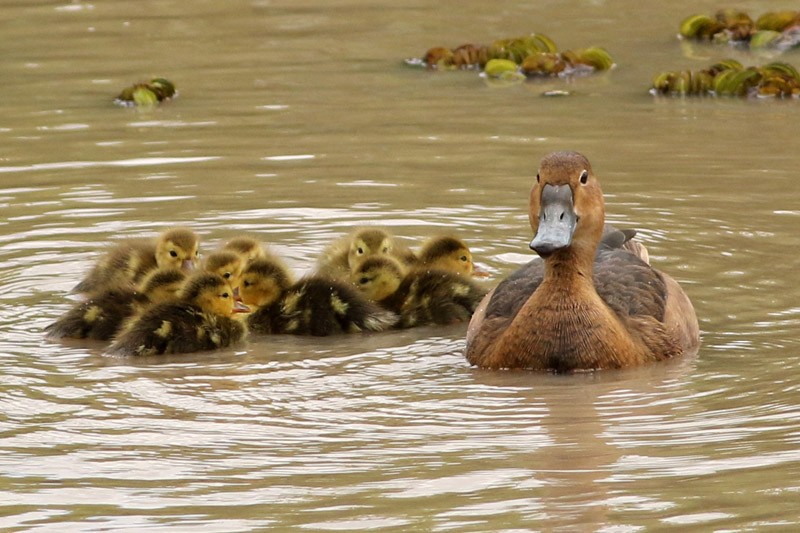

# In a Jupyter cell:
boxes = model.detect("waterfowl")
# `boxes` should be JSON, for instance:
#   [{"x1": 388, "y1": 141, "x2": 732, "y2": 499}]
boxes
[
  {"x1": 465, "y1": 151, "x2": 699, "y2": 372},
  {"x1": 240, "y1": 258, "x2": 398, "y2": 336},
  {"x1": 73, "y1": 227, "x2": 199, "y2": 294},
  {"x1": 106, "y1": 272, "x2": 248, "y2": 356},
  {"x1": 416, "y1": 235, "x2": 476, "y2": 276},
  {"x1": 203, "y1": 250, "x2": 245, "y2": 288},
  {"x1": 45, "y1": 268, "x2": 187, "y2": 341},
  {"x1": 315, "y1": 227, "x2": 415, "y2": 280},
  {"x1": 351, "y1": 256, "x2": 487, "y2": 328},
  {"x1": 223, "y1": 236, "x2": 268, "y2": 262}
]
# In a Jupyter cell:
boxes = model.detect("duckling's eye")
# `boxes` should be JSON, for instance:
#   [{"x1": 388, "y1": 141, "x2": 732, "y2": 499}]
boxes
[
  {"x1": 579, "y1": 170, "x2": 589, "y2": 184},
  {"x1": 243, "y1": 280, "x2": 251, "y2": 287},
  {"x1": 460, "y1": 255, "x2": 468, "y2": 262},
  {"x1": 169, "y1": 250, "x2": 178, "y2": 258},
  {"x1": 221, "y1": 292, "x2": 230, "y2": 299},
  {"x1": 356, "y1": 247, "x2": 364, "y2": 255},
  {"x1": 223, "y1": 272, "x2": 231, "y2": 279},
  {"x1": 195, "y1": 250, "x2": 200, "y2": 257},
  {"x1": 382, "y1": 247, "x2": 389, "y2": 253},
  {"x1": 359, "y1": 277, "x2": 369, "y2": 285}
]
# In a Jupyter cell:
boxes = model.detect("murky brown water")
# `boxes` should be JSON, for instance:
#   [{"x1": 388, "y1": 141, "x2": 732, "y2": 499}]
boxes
[{"x1": 3, "y1": 0, "x2": 800, "y2": 530}]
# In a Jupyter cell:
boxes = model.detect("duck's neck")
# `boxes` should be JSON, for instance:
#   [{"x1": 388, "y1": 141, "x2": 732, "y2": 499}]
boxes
[{"x1": 541, "y1": 242, "x2": 597, "y2": 289}]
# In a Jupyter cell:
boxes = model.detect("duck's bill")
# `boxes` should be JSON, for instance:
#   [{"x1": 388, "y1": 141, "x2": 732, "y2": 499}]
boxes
[
  {"x1": 232, "y1": 301, "x2": 250, "y2": 313},
  {"x1": 530, "y1": 183, "x2": 577, "y2": 257}
]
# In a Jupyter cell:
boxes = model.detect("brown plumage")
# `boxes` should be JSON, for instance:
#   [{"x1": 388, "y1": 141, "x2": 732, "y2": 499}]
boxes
[
  {"x1": 106, "y1": 272, "x2": 247, "y2": 356},
  {"x1": 465, "y1": 151, "x2": 699, "y2": 372},
  {"x1": 240, "y1": 258, "x2": 398, "y2": 336},
  {"x1": 314, "y1": 227, "x2": 415, "y2": 280},
  {"x1": 73, "y1": 228, "x2": 199, "y2": 294},
  {"x1": 45, "y1": 268, "x2": 186, "y2": 341},
  {"x1": 203, "y1": 250, "x2": 245, "y2": 287},
  {"x1": 351, "y1": 256, "x2": 487, "y2": 328}
]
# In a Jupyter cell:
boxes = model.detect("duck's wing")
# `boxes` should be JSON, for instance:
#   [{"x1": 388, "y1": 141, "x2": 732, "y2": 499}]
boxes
[{"x1": 593, "y1": 248, "x2": 667, "y2": 321}]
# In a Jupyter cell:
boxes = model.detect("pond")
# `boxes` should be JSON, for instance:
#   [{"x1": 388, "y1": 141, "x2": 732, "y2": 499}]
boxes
[{"x1": 2, "y1": 0, "x2": 799, "y2": 530}]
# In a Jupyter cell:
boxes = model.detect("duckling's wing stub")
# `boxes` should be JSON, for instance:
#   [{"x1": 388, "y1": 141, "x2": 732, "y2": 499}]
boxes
[{"x1": 45, "y1": 288, "x2": 139, "y2": 340}]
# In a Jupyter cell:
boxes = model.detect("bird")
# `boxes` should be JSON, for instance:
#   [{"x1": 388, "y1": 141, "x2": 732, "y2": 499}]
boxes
[
  {"x1": 351, "y1": 255, "x2": 487, "y2": 328},
  {"x1": 416, "y1": 235, "x2": 477, "y2": 276},
  {"x1": 465, "y1": 151, "x2": 699, "y2": 372},
  {"x1": 106, "y1": 272, "x2": 248, "y2": 356},
  {"x1": 314, "y1": 227, "x2": 415, "y2": 280},
  {"x1": 72, "y1": 227, "x2": 199, "y2": 294},
  {"x1": 239, "y1": 258, "x2": 398, "y2": 336},
  {"x1": 45, "y1": 268, "x2": 187, "y2": 341},
  {"x1": 203, "y1": 250, "x2": 245, "y2": 288}
]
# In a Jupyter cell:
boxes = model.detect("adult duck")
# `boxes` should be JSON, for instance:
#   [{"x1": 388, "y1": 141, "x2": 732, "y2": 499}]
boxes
[{"x1": 465, "y1": 151, "x2": 699, "y2": 372}]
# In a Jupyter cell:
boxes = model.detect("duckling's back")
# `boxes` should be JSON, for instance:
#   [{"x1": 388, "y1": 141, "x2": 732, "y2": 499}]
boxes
[
  {"x1": 45, "y1": 287, "x2": 146, "y2": 341},
  {"x1": 73, "y1": 238, "x2": 157, "y2": 294}
]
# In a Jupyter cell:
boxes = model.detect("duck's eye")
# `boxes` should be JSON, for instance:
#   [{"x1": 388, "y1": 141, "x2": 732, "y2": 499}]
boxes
[
  {"x1": 579, "y1": 170, "x2": 589, "y2": 184},
  {"x1": 223, "y1": 272, "x2": 231, "y2": 279},
  {"x1": 169, "y1": 250, "x2": 178, "y2": 258},
  {"x1": 460, "y1": 255, "x2": 468, "y2": 262},
  {"x1": 536, "y1": 173, "x2": 540, "y2": 183}
]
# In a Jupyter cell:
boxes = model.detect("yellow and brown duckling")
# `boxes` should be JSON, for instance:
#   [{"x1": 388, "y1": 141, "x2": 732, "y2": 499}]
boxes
[
  {"x1": 239, "y1": 258, "x2": 398, "y2": 336},
  {"x1": 315, "y1": 227, "x2": 415, "y2": 280},
  {"x1": 222, "y1": 236, "x2": 268, "y2": 262},
  {"x1": 416, "y1": 235, "x2": 476, "y2": 276},
  {"x1": 351, "y1": 256, "x2": 487, "y2": 328},
  {"x1": 465, "y1": 151, "x2": 699, "y2": 372},
  {"x1": 203, "y1": 250, "x2": 245, "y2": 288},
  {"x1": 106, "y1": 272, "x2": 248, "y2": 356},
  {"x1": 45, "y1": 268, "x2": 187, "y2": 341},
  {"x1": 73, "y1": 227, "x2": 200, "y2": 294}
]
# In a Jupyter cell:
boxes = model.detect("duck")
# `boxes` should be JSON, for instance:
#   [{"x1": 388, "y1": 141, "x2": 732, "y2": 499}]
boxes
[
  {"x1": 416, "y1": 235, "x2": 477, "y2": 276},
  {"x1": 203, "y1": 250, "x2": 245, "y2": 288},
  {"x1": 314, "y1": 227, "x2": 415, "y2": 280},
  {"x1": 351, "y1": 256, "x2": 488, "y2": 328},
  {"x1": 239, "y1": 258, "x2": 398, "y2": 336},
  {"x1": 45, "y1": 268, "x2": 187, "y2": 341},
  {"x1": 465, "y1": 151, "x2": 699, "y2": 372},
  {"x1": 106, "y1": 272, "x2": 248, "y2": 356},
  {"x1": 72, "y1": 227, "x2": 200, "y2": 294}
]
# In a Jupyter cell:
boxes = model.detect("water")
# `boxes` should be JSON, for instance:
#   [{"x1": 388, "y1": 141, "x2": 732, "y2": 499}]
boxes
[{"x1": 2, "y1": 0, "x2": 800, "y2": 530}]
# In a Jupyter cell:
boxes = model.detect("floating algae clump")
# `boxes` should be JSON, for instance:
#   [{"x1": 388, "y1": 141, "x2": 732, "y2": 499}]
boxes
[
  {"x1": 115, "y1": 78, "x2": 177, "y2": 107},
  {"x1": 678, "y1": 9, "x2": 800, "y2": 52},
  {"x1": 651, "y1": 60, "x2": 800, "y2": 98}
]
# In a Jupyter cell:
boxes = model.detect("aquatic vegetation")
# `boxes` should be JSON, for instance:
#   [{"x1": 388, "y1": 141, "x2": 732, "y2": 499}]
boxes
[
  {"x1": 651, "y1": 60, "x2": 800, "y2": 98},
  {"x1": 114, "y1": 78, "x2": 177, "y2": 107},
  {"x1": 678, "y1": 9, "x2": 800, "y2": 52},
  {"x1": 406, "y1": 33, "x2": 614, "y2": 81}
]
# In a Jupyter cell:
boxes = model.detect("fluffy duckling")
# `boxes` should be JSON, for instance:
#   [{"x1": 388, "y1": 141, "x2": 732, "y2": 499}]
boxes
[
  {"x1": 239, "y1": 258, "x2": 398, "y2": 336},
  {"x1": 106, "y1": 272, "x2": 248, "y2": 356},
  {"x1": 315, "y1": 227, "x2": 415, "y2": 280},
  {"x1": 73, "y1": 227, "x2": 200, "y2": 294},
  {"x1": 416, "y1": 235, "x2": 476, "y2": 276},
  {"x1": 203, "y1": 250, "x2": 245, "y2": 288},
  {"x1": 45, "y1": 268, "x2": 187, "y2": 341},
  {"x1": 223, "y1": 236, "x2": 268, "y2": 262},
  {"x1": 351, "y1": 256, "x2": 487, "y2": 328}
]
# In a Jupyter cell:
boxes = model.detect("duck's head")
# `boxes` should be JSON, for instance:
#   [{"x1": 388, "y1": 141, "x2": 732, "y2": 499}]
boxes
[
  {"x1": 138, "y1": 268, "x2": 187, "y2": 303},
  {"x1": 418, "y1": 236, "x2": 474, "y2": 276},
  {"x1": 180, "y1": 272, "x2": 248, "y2": 317},
  {"x1": 238, "y1": 258, "x2": 292, "y2": 308},
  {"x1": 203, "y1": 251, "x2": 244, "y2": 289},
  {"x1": 223, "y1": 236, "x2": 265, "y2": 262},
  {"x1": 529, "y1": 151, "x2": 605, "y2": 259},
  {"x1": 350, "y1": 256, "x2": 404, "y2": 301},
  {"x1": 155, "y1": 228, "x2": 200, "y2": 271},
  {"x1": 347, "y1": 228, "x2": 394, "y2": 269}
]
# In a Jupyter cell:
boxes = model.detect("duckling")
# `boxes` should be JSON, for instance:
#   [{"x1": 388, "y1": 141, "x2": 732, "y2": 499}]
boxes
[
  {"x1": 222, "y1": 236, "x2": 268, "y2": 262},
  {"x1": 315, "y1": 227, "x2": 415, "y2": 280},
  {"x1": 416, "y1": 235, "x2": 476, "y2": 276},
  {"x1": 73, "y1": 227, "x2": 200, "y2": 294},
  {"x1": 351, "y1": 256, "x2": 487, "y2": 328},
  {"x1": 45, "y1": 268, "x2": 187, "y2": 341},
  {"x1": 203, "y1": 250, "x2": 245, "y2": 288},
  {"x1": 240, "y1": 258, "x2": 398, "y2": 336},
  {"x1": 106, "y1": 272, "x2": 248, "y2": 356}
]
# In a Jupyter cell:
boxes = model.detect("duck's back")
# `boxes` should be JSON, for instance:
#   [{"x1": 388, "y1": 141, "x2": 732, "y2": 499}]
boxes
[{"x1": 107, "y1": 302, "x2": 244, "y2": 356}]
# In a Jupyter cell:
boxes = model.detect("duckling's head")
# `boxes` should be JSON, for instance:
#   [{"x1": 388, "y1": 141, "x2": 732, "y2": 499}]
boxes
[
  {"x1": 139, "y1": 268, "x2": 187, "y2": 303},
  {"x1": 350, "y1": 256, "x2": 404, "y2": 301},
  {"x1": 418, "y1": 236, "x2": 474, "y2": 276},
  {"x1": 223, "y1": 236, "x2": 265, "y2": 262},
  {"x1": 529, "y1": 151, "x2": 604, "y2": 259},
  {"x1": 347, "y1": 228, "x2": 394, "y2": 269},
  {"x1": 203, "y1": 251, "x2": 244, "y2": 288},
  {"x1": 179, "y1": 272, "x2": 246, "y2": 317},
  {"x1": 238, "y1": 258, "x2": 292, "y2": 308},
  {"x1": 155, "y1": 228, "x2": 200, "y2": 272}
]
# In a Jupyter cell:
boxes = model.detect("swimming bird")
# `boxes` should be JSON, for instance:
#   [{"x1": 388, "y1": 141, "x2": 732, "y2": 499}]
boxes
[
  {"x1": 314, "y1": 227, "x2": 415, "y2": 280},
  {"x1": 465, "y1": 151, "x2": 699, "y2": 372}
]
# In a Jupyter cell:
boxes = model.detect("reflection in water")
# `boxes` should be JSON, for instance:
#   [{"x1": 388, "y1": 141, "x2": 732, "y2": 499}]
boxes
[{"x1": 1, "y1": 0, "x2": 800, "y2": 530}]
